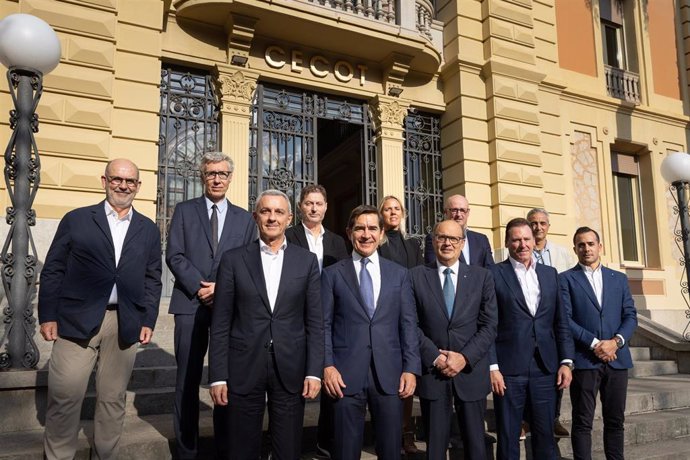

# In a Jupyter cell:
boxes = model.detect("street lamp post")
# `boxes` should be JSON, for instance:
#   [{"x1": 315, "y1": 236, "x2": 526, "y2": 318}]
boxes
[
  {"x1": 0, "y1": 14, "x2": 60, "y2": 369},
  {"x1": 661, "y1": 152, "x2": 690, "y2": 341}
]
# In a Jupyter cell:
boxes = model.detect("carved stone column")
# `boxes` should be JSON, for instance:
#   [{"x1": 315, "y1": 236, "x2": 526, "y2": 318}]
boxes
[
  {"x1": 370, "y1": 95, "x2": 409, "y2": 202},
  {"x1": 214, "y1": 65, "x2": 258, "y2": 207}
]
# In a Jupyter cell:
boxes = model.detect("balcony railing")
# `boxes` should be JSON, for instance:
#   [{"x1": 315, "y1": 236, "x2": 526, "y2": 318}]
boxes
[
  {"x1": 605, "y1": 65, "x2": 641, "y2": 104},
  {"x1": 415, "y1": 0, "x2": 433, "y2": 39},
  {"x1": 308, "y1": 0, "x2": 396, "y2": 23}
]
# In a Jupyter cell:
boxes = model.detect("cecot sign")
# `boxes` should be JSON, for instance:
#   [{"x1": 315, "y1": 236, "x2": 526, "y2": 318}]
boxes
[{"x1": 265, "y1": 45, "x2": 368, "y2": 86}]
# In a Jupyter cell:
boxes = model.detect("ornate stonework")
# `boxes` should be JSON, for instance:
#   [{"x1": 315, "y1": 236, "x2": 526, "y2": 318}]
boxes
[
  {"x1": 370, "y1": 98, "x2": 408, "y2": 138},
  {"x1": 216, "y1": 71, "x2": 256, "y2": 103},
  {"x1": 571, "y1": 131, "x2": 603, "y2": 237}
]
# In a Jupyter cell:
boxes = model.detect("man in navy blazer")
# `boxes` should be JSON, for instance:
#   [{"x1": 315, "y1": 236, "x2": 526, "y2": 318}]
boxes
[
  {"x1": 165, "y1": 152, "x2": 255, "y2": 459},
  {"x1": 321, "y1": 205, "x2": 420, "y2": 460},
  {"x1": 489, "y1": 218, "x2": 574, "y2": 460},
  {"x1": 559, "y1": 227, "x2": 637, "y2": 460},
  {"x1": 209, "y1": 189, "x2": 323, "y2": 459},
  {"x1": 38, "y1": 159, "x2": 162, "y2": 460},
  {"x1": 424, "y1": 194, "x2": 494, "y2": 267},
  {"x1": 412, "y1": 220, "x2": 497, "y2": 459}
]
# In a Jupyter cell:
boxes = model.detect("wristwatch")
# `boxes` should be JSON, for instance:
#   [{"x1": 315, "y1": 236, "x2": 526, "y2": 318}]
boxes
[
  {"x1": 562, "y1": 362, "x2": 574, "y2": 371},
  {"x1": 614, "y1": 336, "x2": 624, "y2": 349}
]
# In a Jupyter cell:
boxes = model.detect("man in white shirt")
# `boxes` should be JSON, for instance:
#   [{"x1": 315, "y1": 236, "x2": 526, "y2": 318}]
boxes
[
  {"x1": 38, "y1": 159, "x2": 162, "y2": 460},
  {"x1": 559, "y1": 227, "x2": 637, "y2": 460},
  {"x1": 488, "y1": 218, "x2": 574, "y2": 460},
  {"x1": 209, "y1": 189, "x2": 323, "y2": 460}
]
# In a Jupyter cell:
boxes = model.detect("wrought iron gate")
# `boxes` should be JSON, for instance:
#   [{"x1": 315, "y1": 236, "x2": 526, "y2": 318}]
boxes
[
  {"x1": 403, "y1": 111, "x2": 443, "y2": 242},
  {"x1": 248, "y1": 84, "x2": 378, "y2": 214},
  {"x1": 157, "y1": 66, "x2": 219, "y2": 295}
]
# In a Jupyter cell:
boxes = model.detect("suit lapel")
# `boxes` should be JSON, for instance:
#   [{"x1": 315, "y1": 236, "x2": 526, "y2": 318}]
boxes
[
  {"x1": 121, "y1": 210, "x2": 144, "y2": 256},
  {"x1": 92, "y1": 203, "x2": 115, "y2": 250},
  {"x1": 601, "y1": 266, "x2": 613, "y2": 310},
  {"x1": 195, "y1": 197, "x2": 214, "y2": 252},
  {"x1": 273, "y1": 245, "x2": 298, "y2": 315},
  {"x1": 535, "y1": 264, "x2": 551, "y2": 315},
  {"x1": 451, "y1": 263, "x2": 471, "y2": 320},
  {"x1": 295, "y1": 225, "x2": 310, "y2": 249},
  {"x1": 498, "y1": 260, "x2": 530, "y2": 313},
  {"x1": 424, "y1": 264, "x2": 449, "y2": 320},
  {"x1": 243, "y1": 243, "x2": 271, "y2": 314},
  {"x1": 340, "y1": 259, "x2": 371, "y2": 318},
  {"x1": 572, "y1": 265, "x2": 601, "y2": 309}
]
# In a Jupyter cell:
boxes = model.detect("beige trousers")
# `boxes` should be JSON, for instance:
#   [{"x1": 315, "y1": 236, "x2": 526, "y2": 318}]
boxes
[{"x1": 44, "y1": 310, "x2": 138, "y2": 460}]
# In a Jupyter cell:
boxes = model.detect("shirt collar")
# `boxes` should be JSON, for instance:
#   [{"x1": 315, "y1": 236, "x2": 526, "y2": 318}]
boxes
[
  {"x1": 436, "y1": 259, "x2": 460, "y2": 276},
  {"x1": 353, "y1": 249, "x2": 380, "y2": 266},
  {"x1": 205, "y1": 196, "x2": 227, "y2": 213},
  {"x1": 259, "y1": 237, "x2": 287, "y2": 255},
  {"x1": 302, "y1": 222, "x2": 325, "y2": 238},
  {"x1": 579, "y1": 262, "x2": 602, "y2": 274},
  {"x1": 509, "y1": 255, "x2": 535, "y2": 272},
  {"x1": 534, "y1": 240, "x2": 551, "y2": 253},
  {"x1": 104, "y1": 201, "x2": 133, "y2": 221}
]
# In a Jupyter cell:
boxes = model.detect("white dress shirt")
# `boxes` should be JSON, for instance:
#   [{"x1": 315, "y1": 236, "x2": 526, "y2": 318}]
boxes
[
  {"x1": 259, "y1": 238, "x2": 286, "y2": 311},
  {"x1": 509, "y1": 257, "x2": 541, "y2": 316},
  {"x1": 303, "y1": 223, "x2": 325, "y2": 271},
  {"x1": 205, "y1": 196, "x2": 227, "y2": 243},
  {"x1": 105, "y1": 201, "x2": 133, "y2": 305},
  {"x1": 436, "y1": 260, "x2": 460, "y2": 295},
  {"x1": 352, "y1": 250, "x2": 381, "y2": 308}
]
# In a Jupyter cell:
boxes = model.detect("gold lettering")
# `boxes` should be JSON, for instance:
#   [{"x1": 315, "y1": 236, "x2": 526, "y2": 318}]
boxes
[
  {"x1": 334, "y1": 60, "x2": 354, "y2": 83},
  {"x1": 357, "y1": 64, "x2": 368, "y2": 86},
  {"x1": 265, "y1": 46, "x2": 286, "y2": 69},
  {"x1": 291, "y1": 50, "x2": 303, "y2": 73},
  {"x1": 310, "y1": 55, "x2": 329, "y2": 78}
]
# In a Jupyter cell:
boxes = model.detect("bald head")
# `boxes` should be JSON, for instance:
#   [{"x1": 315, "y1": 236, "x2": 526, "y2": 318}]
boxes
[
  {"x1": 101, "y1": 158, "x2": 141, "y2": 216},
  {"x1": 444, "y1": 194, "x2": 470, "y2": 228}
]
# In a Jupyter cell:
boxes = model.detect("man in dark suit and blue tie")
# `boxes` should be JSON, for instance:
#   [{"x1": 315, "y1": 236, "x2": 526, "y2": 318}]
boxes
[
  {"x1": 209, "y1": 189, "x2": 323, "y2": 459},
  {"x1": 424, "y1": 194, "x2": 494, "y2": 267},
  {"x1": 321, "y1": 205, "x2": 420, "y2": 460},
  {"x1": 38, "y1": 159, "x2": 162, "y2": 460},
  {"x1": 412, "y1": 219, "x2": 497, "y2": 459},
  {"x1": 165, "y1": 152, "x2": 256, "y2": 459},
  {"x1": 489, "y1": 217, "x2": 574, "y2": 460},
  {"x1": 559, "y1": 227, "x2": 637, "y2": 460}
]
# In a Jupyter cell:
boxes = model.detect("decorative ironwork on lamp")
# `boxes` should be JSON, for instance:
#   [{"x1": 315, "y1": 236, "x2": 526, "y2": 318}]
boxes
[
  {"x1": 661, "y1": 152, "x2": 690, "y2": 341},
  {"x1": 0, "y1": 13, "x2": 60, "y2": 369}
]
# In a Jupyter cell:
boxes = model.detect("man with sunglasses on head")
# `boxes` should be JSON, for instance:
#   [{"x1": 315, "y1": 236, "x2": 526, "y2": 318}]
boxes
[
  {"x1": 39, "y1": 159, "x2": 162, "y2": 460},
  {"x1": 166, "y1": 152, "x2": 256, "y2": 459},
  {"x1": 424, "y1": 194, "x2": 494, "y2": 268}
]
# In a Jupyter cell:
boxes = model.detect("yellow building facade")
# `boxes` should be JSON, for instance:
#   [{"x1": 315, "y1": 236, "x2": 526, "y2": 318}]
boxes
[{"x1": 0, "y1": 0, "x2": 688, "y2": 334}]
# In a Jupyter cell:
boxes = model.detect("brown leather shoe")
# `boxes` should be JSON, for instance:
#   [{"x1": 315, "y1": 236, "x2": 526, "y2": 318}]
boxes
[
  {"x1": 554, "y1": 419, "x2": 570, "y2": 437},
  {"x1": 403, "y1": 431, "x2": 418, "y2": 454}
]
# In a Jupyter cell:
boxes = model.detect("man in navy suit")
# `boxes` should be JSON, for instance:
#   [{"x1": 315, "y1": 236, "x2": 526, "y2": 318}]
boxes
[
  {"x1": 285, "y1": 184, "x2": 348, "y2": 457},
  {"x1": 559, "y1": 227, "x2": 637, "y2": 460},
  {"x1": 425, "y1": 194, "x2": 493, "y2": 267},
  {"x1": 38, "y1": 159, "x2": 162, "y2": 460},
  {"x1": 321, "y1": 205, "x2": 420, "y2": 460},
  {"x1": 166, "y1": 152, "x2": 256, "y2": 459},
  {"x1": 489, "y1": 218, "x2": 574, "y2": 460},
  {"x1": 412, "y1": 220, "x2": 497, "y2": 459},
  {"x1": 209, "y1": 189, "x2": 323, "y2": 459}
]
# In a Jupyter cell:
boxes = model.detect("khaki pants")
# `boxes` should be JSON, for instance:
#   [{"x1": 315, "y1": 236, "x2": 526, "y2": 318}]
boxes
[{"x1": 44, "y1": 310, "x2": 138, "y2": 460}]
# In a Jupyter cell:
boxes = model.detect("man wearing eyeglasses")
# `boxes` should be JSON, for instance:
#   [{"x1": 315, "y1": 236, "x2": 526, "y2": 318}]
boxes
[
  {"x1": 424, "y1": 195, "x2": 494, "y2": 268},
  {"x1": 166, "y1": 152, "x2": 256, "y2": 459},
  {"x1": 412, "y1": 220, "x2": 497, "y2": 459},
  {"x1": 39, "y1": 159, "x2": 162, "y2": 460}
]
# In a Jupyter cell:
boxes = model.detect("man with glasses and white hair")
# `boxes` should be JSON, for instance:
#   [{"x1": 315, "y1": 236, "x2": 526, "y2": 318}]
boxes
[
  {"x1": 166, "y1": 152, "x2": 256, "y2": 459},
  {"x1": 39, "y1": 159, "x2": 162, "y2": 459},
  {"x1": 425, "y1": 194, "x2": 494, "y2": 268}
]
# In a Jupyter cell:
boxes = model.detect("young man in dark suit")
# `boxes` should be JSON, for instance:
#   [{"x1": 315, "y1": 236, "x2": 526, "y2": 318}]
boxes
[
  {"x1": 39, "y1": 159, "x2": 162, "y2": 460},
  {"x1": 560, "y1": 227, "x2": 637, "y2": 460},
  {"x1": 165, "y1": 152, "x2": 256, "y2": 459},
  {"x1": 321, "y1": 205, "x2": 420, "y2": 460},
  {"x1": 209, "y1": 189, "x2": 324, "y2": 460},
  {"x1": 285, "y1": 184, "x2": 348, "y2": 457},
  {"x1": 412, "y1": 219, "x2": 497, "y2": 459},
  {"x1": 489, "y1": 218, "x2": 574, "y2": 460}
]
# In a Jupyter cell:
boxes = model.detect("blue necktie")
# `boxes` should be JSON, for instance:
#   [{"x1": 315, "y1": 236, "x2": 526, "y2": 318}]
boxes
[
  {"x1": 360, "y1": 258, "x2": 375, "y2": 319},
  {"x1": 443, "y1": 267, "x2": 455, "y2": 318}
]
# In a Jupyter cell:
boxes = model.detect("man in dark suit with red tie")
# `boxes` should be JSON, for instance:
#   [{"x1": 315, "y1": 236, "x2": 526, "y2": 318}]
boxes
[
  {"x1": 209, "y1": 189, "x2": 324, "y2": 459},
  {"x1": 166, "y1": 152, "x2": 256, "y2": 459},
  {"x1": 412, "y1": 219, "x2": 497, "y2": 459},
  {"x1": 321, "y1": 205, "x2": 420, "y2": 460}
]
